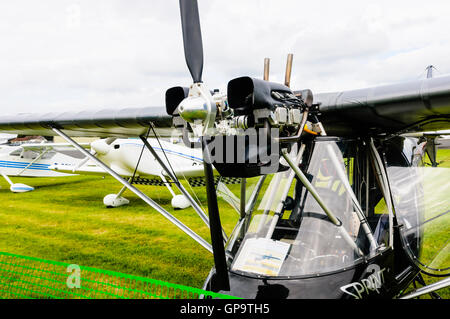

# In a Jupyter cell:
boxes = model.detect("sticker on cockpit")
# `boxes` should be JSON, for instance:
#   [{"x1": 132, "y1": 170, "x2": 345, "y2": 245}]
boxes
[{"x1": 231, "y1": 238, "x2": 290, "y2": 276}]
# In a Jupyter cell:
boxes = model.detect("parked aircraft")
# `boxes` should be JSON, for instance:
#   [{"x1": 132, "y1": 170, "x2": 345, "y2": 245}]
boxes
[
  {"x1": 0, "y1": 140, "x2": 85, "y2": 193},
  {"x1": 50, "y1": 137, "x2": 239, "y2": 209}
]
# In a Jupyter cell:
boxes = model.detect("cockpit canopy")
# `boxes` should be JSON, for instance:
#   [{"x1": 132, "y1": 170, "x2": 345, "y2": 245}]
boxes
[{"x1": 225, "y1": 138, "x2": 390, "y2": 278}]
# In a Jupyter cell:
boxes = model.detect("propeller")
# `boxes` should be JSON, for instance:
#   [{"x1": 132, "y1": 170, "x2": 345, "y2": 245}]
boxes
[
  {"x1": 173, "y1": 0, "x2": 216, "y2": 136},
  {"x1": 177, "y1": 0, "x2": 230, "y2": 291},
  {"x1": 179, "y1": 0, "x2": 204, "y2": 83}
]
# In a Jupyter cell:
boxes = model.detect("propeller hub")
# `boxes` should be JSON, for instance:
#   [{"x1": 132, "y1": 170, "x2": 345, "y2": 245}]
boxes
[
  {"x1": 177, "y1": 82, "x2": 217, "y2": 136},
  {"x1": 178, "y1": 96, "x2": 209, "y2": 122}
]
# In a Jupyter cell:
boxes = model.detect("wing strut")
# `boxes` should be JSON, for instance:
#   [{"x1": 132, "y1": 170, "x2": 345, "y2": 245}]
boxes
[
  {"x1": 51, "y1": 127, "x2": 213, "y2": 254},
  {"x1": 138, "y1": 135, "x2": 211, "y2": 229},
  {"x1": 0, "y1": 171, "x2": 34, "y2": 192},
  {"x1": 16, "y1": 148, "x2": 50, "y2": 176},
  {"x1": 400, "y1": 277, "x2": 450, "y2": 299},
  {"x1": 281, "y1": 148, "x2": 364, "y2": 257}
]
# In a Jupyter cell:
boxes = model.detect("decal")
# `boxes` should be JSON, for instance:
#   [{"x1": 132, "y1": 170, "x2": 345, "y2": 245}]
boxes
[{"x1": 340, "y1": 264, "x2": 388, "y2": 299}]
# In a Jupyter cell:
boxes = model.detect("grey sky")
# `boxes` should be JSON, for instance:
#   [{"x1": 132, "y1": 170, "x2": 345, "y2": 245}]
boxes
[{"x1": 1, "y1": 0, "x2": 450, "y2": 114}]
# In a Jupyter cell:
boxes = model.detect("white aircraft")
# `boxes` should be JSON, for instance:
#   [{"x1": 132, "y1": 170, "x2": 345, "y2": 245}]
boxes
[
  {"x1": 0, "y1": 140, "x2": 87, "y2": 193},
  {"x1": 50, "y1": 137, "x2": 240, "y2": 209},
  {"x1": 0, "y1": 132, "x2": 237, "y2": 210}
]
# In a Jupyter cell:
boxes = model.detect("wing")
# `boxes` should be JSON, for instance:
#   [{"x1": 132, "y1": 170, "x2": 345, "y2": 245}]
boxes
[
  {"x1": 314, "y1": 74, "x2": 450, "y2": 136},
  {"x1": 0, "y1": 106, "x2": 175, "y2": 138},
  {"x1": 0, "y1": 76, "x2": 449, "y2": 139}
]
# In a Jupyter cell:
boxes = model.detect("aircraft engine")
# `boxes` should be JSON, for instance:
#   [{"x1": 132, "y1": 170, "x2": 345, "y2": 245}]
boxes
[{"x1": 165, "y1": 76, "x2": 311, "y2": 178}]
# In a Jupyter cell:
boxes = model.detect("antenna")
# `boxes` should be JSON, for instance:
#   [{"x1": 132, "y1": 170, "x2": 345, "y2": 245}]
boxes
[{"x1": 426, "y1": 65, "x2": 435, "y2": 79}]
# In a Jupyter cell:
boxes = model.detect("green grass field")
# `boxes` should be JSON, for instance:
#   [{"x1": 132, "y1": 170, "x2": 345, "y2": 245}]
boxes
[
  {"x1": 0, "y1": 149, "x2": 448, "y2": 299},
  {"x1": 0, "y1": 175, "x2": 241, "y2": 290}
]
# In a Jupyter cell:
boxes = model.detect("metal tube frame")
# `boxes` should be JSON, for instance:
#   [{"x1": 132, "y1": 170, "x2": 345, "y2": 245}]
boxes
[
  {"x1": 138, "y1": 135, "x2": 212, "y2": 229},
  {"x1": 400, "y1": 277, "x2": 450, "y2": 299},
  {"x1": 238, "y1": 175, "x2": 267, "y2": 239},
  {"x1": 265, "y1": 143, "x2": 305, "y2": 239},
  {"x1": 312, "y1": 117, "x2": 378, "y2": 250},
  {"x1": 240, "y1": 178, "x2": 246, "y2": 219},
  {"x1": 51, "y1": 127, "x2": 213, "y2": 254},
  {"x1": 201, "y1": 137, "x2": 230, "y2": 291},
  {"x1": 325, "y1": 143, "x2": 379, "y2": 251},
  {"x1": 369, "y1": 138, "x2": 395, "y2": 249},
  {"x1": 1, "y1": 172, "x2": 13, "y2": 186},
  {"x1": 281, "y1": 148, "x2": 363, "y2": 257},
  {"x1": 116, "y1": 177, "x2": 133, "y2": 198},
  {"x1": 17, "y1": 148, "x2": 50, "y2": 176},
  {"x1": 244, "y1": 175, "x2": 266, "y2": 215},
  {"x1": 140, "y1": 134, "x2": 230, "y2": 242}
]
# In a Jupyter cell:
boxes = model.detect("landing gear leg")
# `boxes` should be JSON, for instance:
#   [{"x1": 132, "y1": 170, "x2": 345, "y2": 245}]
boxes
[{"x1": 1, "y1": 171, "x2": 34, "y2": 193}]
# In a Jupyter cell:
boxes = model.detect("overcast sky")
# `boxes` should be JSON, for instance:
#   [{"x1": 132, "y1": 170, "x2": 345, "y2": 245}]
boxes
[{"x1": 1, "y1": 0, "x2": 450, "y2": 115}]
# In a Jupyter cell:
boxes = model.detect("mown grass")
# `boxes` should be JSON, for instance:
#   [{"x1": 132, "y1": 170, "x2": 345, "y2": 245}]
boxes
[{"x1": 0, "y1": 175, "x2": 240, "y2": 290}]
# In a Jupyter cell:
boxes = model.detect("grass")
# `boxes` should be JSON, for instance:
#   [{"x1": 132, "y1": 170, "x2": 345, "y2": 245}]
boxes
[
  {"x1": 0, "y1": 150, "x2": 448, "y2": 299},
  {"x1": 0, "y1": 175, "x2": 240, "y2": 290}
]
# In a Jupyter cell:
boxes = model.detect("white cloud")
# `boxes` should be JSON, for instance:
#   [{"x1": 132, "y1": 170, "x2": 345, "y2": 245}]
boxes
[{"x1": 0, "y1": 0, "x2": 449, "y2": 114}]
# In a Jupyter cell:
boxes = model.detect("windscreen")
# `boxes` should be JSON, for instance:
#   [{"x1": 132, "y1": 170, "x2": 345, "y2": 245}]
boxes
[{"x1": 227, "y1": 140, "x2": 377, "y2": 277}]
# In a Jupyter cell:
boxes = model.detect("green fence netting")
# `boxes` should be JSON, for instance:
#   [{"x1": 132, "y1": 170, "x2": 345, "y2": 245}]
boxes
[{"x1": 0, "y1": 252, "x2": 239, "y2": 299}]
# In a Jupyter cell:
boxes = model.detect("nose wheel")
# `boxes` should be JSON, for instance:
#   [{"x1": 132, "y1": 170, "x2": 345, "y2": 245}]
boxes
[
  {"x1": 171, "y1": 194, "x2": 191, "y2": 210},
  {"x1": 103, "y1": 194, "x2": 130, "y2": 208}
]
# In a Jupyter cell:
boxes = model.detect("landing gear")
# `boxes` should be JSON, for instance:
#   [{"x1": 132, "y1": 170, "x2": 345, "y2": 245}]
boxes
[
  {"x1": 1, "y1": 172, "x2": 34, "y2": 193},
  {"x1": 103, "y1": 194, "x2": 130, "y2": 208}
]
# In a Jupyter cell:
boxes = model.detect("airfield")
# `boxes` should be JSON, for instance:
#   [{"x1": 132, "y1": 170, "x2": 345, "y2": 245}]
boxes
[
  {"x1": 0, "y1": 146, "x2": 448, "y2": 299},
  {"x1": 0, "y1": 172, "x2": 240, "y2": 296}
]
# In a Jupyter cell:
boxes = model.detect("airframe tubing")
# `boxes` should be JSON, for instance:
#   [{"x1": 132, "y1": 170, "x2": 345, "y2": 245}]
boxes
[
  {"x1": 0, "y1": 172, "x2": 13, "y2": 186},
  {"x1": 316, "y1": 119, "x2": 378, "y2": 250},
  {"x1": 17, "y1": 148, "x2": 49, "y2": 176},
  {"x1": 281, "y1": 149, "x2": 363, "y2": 257},
  {"x1": 325, "y1": 144, "x2": 378, "y2": 251},
  {"x1": 240, "y1": 178, "x2": 246, "y2": 219},
  {"x1": 265, "y1": 143, "x2": 306, "y2": 240},
  {"x1": 202, "y1": 137, "x2": 230, "y2": 291},
  {"x1": 369, "y1": 138, "x2": 394, "y2": 248},
  {"x1": 51, "y1": 127, "x2": 213, "y2": 254},
  {"x1": 138, "y1": 136, "x2": 211, "y2": 229},
  {"x1": 400, "y1": 277, "x2": 450, "y2": 299},
  {"x1": 244, "y1": 175, "x2": 266, "y2": 214}
]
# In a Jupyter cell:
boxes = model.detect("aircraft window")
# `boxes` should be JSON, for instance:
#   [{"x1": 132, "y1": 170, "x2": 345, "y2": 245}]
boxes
[
  {"x1": 41, "y1": 151, "x2": 56, "y2": 159},
  {"x1": 9, "y1": 149, "x2": 22, "y2": 156},
  {"x1": 386, "y1": 137, "x2": 450, "y2": 276},
  {"x1": 21, "y1": 150, "x2": 40, "y2": 159},
  {"x1": 228, "y1": 140, "x2": 378, "y2": 278}
]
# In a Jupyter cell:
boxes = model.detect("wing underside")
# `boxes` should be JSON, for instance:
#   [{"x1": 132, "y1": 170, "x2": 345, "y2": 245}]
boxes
[
  {"x1": 0, "y1": 106, "x2": 174, "y2": 138},
  {"x1": 314, "y1": 75, "x2": 450, "y2": 136}
]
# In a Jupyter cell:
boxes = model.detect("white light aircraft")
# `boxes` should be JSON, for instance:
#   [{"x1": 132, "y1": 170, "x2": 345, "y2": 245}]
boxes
[
  {"x1": 0, "y1": 140, "x2": 87, "y2": 193},
  {"x1": 49, "y1": 137, "x2": 240, "y2": 210},
  {"x1": 0, "y1": 133, "x2": 238, "y2": 210}
]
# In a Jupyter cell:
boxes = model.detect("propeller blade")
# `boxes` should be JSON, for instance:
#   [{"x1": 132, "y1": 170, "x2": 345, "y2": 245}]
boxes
[{"x1": 179, "y1": 0, "x2": 204, "y2": 83}]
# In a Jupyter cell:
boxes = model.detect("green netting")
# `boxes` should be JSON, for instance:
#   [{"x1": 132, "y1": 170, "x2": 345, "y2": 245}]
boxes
[{"x1": 0, "y1": 252, "x2": 239, "y2": 299}]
